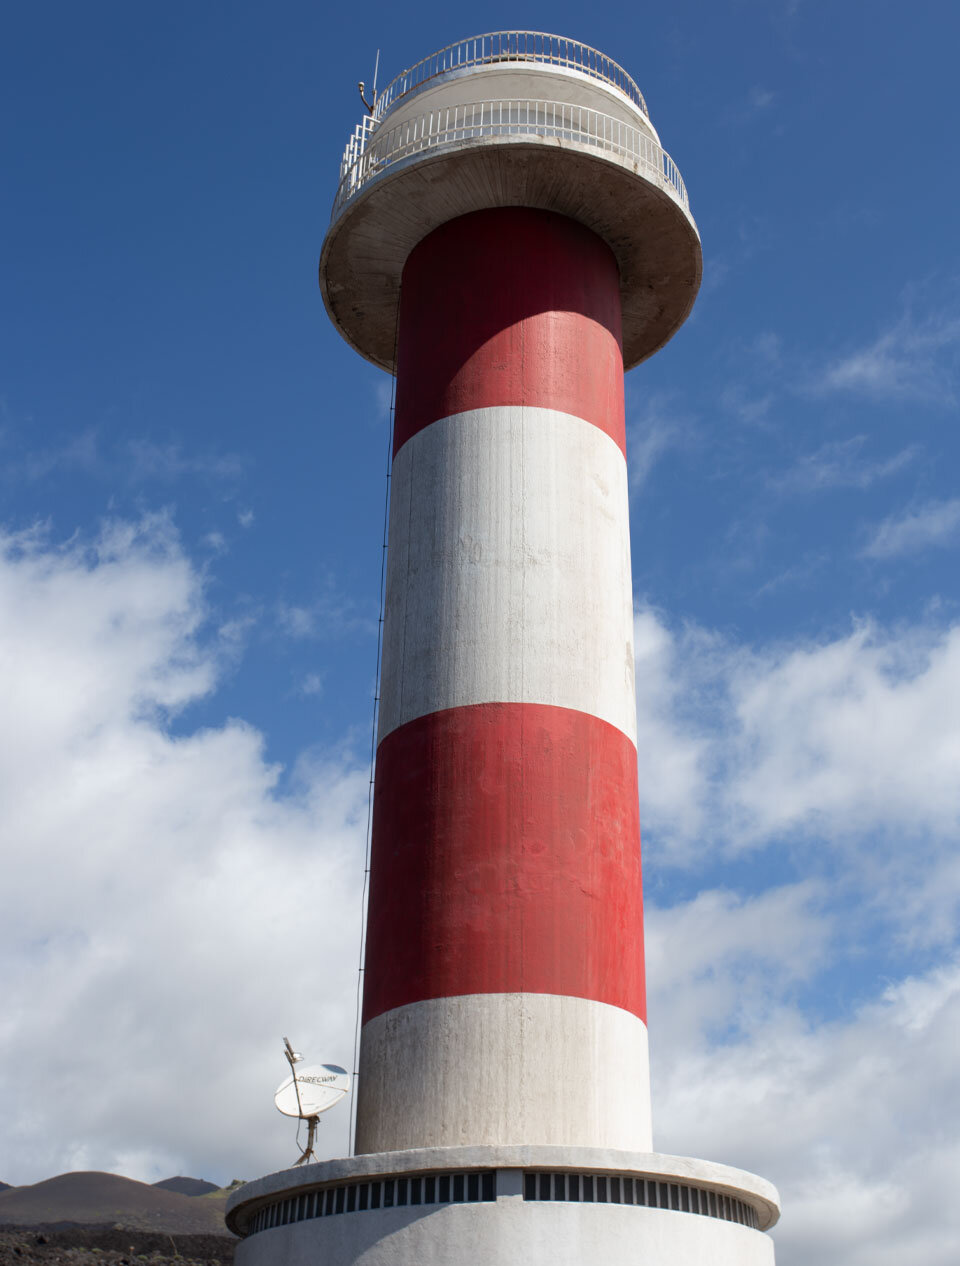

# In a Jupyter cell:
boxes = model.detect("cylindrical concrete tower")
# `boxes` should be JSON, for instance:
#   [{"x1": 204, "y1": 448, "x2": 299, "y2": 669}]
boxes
[
  {"x1": 229, "y1": 31, "x2": 780, "y2": 1266},
  {"x1": 357, "y1": 204, "x2": 650, "y2": 1158}
]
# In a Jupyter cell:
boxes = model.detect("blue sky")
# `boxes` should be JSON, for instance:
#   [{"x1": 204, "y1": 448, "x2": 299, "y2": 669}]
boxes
[{"x1": 2, "y1": 3, "x2": 959, "y2": 1263}]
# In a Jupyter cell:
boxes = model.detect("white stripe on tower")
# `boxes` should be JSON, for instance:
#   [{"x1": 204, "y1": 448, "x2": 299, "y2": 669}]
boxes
[
  {"x1": 356, "y1": 208, "x2": 651, "y2": 1154},
  {"x1": 379, "y1": 406, "x2": 636, "y2": 745}
]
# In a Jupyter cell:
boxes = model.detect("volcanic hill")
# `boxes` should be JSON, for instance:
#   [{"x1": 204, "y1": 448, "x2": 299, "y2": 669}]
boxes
[
  {"x1": 152, "y1": 1177, "x2": 220, "y2": 1198},
  {"x1": 0, "y1": 1171, "x2": 230, "y2": 1234}
]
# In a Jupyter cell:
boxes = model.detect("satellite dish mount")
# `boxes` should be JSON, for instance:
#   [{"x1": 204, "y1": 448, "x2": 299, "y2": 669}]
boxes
[
  {"x1": 274, "y1": 1038, "x2": 351, "y2": 1167},
  {"x1": 284, "y1": 1037, "x2": 318, "y2": 1166}
]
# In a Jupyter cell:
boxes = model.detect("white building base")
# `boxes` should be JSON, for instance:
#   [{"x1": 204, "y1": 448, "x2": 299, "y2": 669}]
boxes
[{"x1": 227, "y1": 1145, "x2": 779, "y2": 1266}]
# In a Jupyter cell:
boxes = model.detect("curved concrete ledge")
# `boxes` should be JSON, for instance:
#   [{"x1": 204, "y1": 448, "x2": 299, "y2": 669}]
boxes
[
  {"x1": 227, "y1": 1144, "x2": 780, "y2": 1235},
  {"x1": 320, "y1": 139, "x2": 701, "y2": 375}
]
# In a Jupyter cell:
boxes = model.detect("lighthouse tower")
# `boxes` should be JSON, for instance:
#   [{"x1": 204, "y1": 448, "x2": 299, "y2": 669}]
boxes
[{"x1": 228, "y1": 31, "x2": 780, "y2": 1266}]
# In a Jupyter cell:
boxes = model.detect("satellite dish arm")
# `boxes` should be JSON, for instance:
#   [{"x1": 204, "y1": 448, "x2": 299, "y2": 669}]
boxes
[{"x1": 282, "y1": 1036, "x2": 305, "y2": 1118}]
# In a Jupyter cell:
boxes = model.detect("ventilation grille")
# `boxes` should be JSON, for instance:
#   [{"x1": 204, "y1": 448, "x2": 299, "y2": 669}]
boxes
[
  {"x1": 523, "y1": 1171, "x2": 760, "y2": 1229},
  {"x1": 249, "y1": 1171, "x2": 496, "y2": 1235},
  {"x1": 245, "y1": 1168, "x2": 761, "y2": 1237}
]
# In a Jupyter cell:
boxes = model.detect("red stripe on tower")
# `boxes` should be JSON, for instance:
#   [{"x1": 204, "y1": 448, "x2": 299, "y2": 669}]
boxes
[
  {"x1": 363, "y1": 702, "x2": 645, "y2": 1024},
  {"x1": 393, "y1": 208, "x2": 626, "y2": 456}
]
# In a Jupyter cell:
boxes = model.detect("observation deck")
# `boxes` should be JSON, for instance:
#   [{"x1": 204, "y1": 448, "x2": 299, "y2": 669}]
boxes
[
  {"x1": 319, "y1": 32, "x2": 702, "y2": 372},
  {"x1": 370, "y1": 32, "x2": 652, "y2": 127}
]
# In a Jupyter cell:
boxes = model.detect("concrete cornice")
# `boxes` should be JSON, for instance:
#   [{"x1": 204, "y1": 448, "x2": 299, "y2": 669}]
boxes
[{"x1": 227, "y1": 1145, "x2": 780, "y2": 1234}]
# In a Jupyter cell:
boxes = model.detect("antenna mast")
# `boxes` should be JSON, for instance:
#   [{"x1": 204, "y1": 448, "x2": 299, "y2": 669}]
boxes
[{"x1": 359, "y1": 49, "x2": 381, "y2": 114}]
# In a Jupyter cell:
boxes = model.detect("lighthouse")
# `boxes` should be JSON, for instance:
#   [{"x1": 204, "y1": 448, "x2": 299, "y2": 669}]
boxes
[{"x1": 228, "y1": 31, "x2": 780, "y2": 1266}]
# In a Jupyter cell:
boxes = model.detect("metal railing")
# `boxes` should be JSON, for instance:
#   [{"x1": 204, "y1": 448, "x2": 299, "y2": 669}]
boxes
[
  {"x1": 332, "y1": 99, "x2": 687, "y2": 222},
  {"x1": 372, "y1": 32, "x2": 648, "y2": 123},
  {"x1": 338, "y1": 114, "x2": 377, "y2": 186}
]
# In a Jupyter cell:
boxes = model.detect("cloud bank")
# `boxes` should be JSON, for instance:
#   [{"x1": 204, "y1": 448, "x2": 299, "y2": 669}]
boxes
[{"x1": 0, "y1": 516, "x2": 366, "y2": 1184}]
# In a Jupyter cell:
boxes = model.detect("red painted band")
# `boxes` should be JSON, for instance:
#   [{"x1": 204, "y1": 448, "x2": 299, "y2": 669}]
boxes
[
  {"x1": 362, "y1": 702, "x2": 646, "y2": 1025},
  {"x1": 394, "y1": 208, "x2": 625, "y2": 457}
]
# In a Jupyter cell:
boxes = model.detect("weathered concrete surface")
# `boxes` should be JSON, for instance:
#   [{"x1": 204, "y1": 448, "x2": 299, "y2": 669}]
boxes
[
  {"x1": 379, "y1": 407, "x2": 636, "y2": 743},
  {"x1": 228, "y1": 1145, "x2": 781, "y2": 1233},
  {"x1": 235, "y1": 1199, "x2": 774, "y2": 1266},
  {"x1": 320, "y1": 142, "x2": 701, "y2": 373},
  {"x1": 228, "y1": 1146, "x2": 780, "y2": 1266},
  {"x1": 355, "y1": 994, "x2": 651, "y2": 1154},
  {"x1": 358, "y1": 211, "x2": 648, "y2": 1170}
]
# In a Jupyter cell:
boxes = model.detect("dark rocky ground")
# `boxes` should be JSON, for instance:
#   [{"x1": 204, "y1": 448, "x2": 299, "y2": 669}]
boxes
[{"x1": 0, "y1": 1226, "x2": 235, "y2": 1266}]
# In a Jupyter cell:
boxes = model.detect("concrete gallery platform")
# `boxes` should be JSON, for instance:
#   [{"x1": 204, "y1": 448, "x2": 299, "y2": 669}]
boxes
[{"x1": 228, "y1": 1145, "x2": 779, "y2": 1266}]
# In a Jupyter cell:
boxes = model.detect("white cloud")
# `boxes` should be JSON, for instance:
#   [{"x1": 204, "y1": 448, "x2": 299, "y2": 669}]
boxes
[
  {"x1": 651, "y1": 939, "x2": 960, "y2": 1266},
  {"x1": 3, "y1": 428, "x2": 102, "y2": 481},
  {"x1": 202, "y1": 529, "x2": 227, "y2": 553},
  {"x1": 300, "y1": 671, "x2": 325, "y2": 696},
  {"x1": 721, "y1": 86, "x2": 777, "y2": 128},
  {"x1": 0, "y1": 431, "x2": 246, "y2": 488},
  {"x1": 646, "y1": 883, "x2": 830, "y2": 1052},
  {"x1": 374, "y1": 378, "x2": 393, "y2": 420},
  {"x1": 0, "y1": 517, "x2": 365, "y2": 1186},
  {"x1": 818, "y1": 308, "x2": 960, "y2": 403},
  {"x1": 748, "y1": 86, "x2": 775, "y2": 112},
  {"x1": 276, "y1": 585, "x2": 375, "y2": 641},
  {"x1": 125, "y1": 440, "x2": 245, "y2": 483},
  {"x1": 625, "y1": 394, "x2": 692, "y2": 488},
  {"x1": 277, "y1": 602, "x2": 317, "y2": 638},
  {"x1": 726, "y1": 621, "x2": 960, "y2": 859},
  {"x1": 721, "y1": 383, "x2": 773, "y2": 425},
  {"x1": 754, "y1": 551, "x2": 829, "y2": 598},
  {"x1": 751, "y1": 332, "x2": 783, "y2": 367},
  {"x1": 863, "y1": 497, "x2": 960, "y2": 557},
  {"x1": 633, "y1": 609, "x2": 712, "y2": 850},
  {"x1": 635, "y1": 607, "x2": 960, "y2": 852},
  {"x1": 773, "y1": 436, "x2": 917, "y2": 494},
  {"x1": 633, "y1": 607, "x2": 960, "y2": 944}
]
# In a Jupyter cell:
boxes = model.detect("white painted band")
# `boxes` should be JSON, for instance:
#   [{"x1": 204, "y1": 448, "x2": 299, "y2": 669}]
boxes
[
  {"x1": 379, "y1": 407, "x2": 636, "y2": 744},
  {"x1": 356, "y1": 993, "x2": 652, "y2": 1155}
]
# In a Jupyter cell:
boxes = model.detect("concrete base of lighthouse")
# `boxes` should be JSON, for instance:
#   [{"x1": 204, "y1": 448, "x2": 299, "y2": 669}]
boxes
[{"x1": 227, "y1": 1146, "x2": 779, "y2": 1265}]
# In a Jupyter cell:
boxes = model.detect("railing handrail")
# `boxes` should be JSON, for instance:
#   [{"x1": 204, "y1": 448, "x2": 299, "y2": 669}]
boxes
[
  {"x1": 332, "y1": 98, "x2": 687, "y2": 223},
  {"x1": 371, "y1": 32, "x2": 648, "y2": 124}
]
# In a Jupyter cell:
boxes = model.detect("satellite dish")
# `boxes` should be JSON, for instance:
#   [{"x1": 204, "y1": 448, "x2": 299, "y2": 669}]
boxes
[
  {"x1": 276, "y1": 1039, "x2": 351, "y2": 1166},
  {"x1": 274, "y1": 1064, "x2": 350, "y2": 1118}
]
